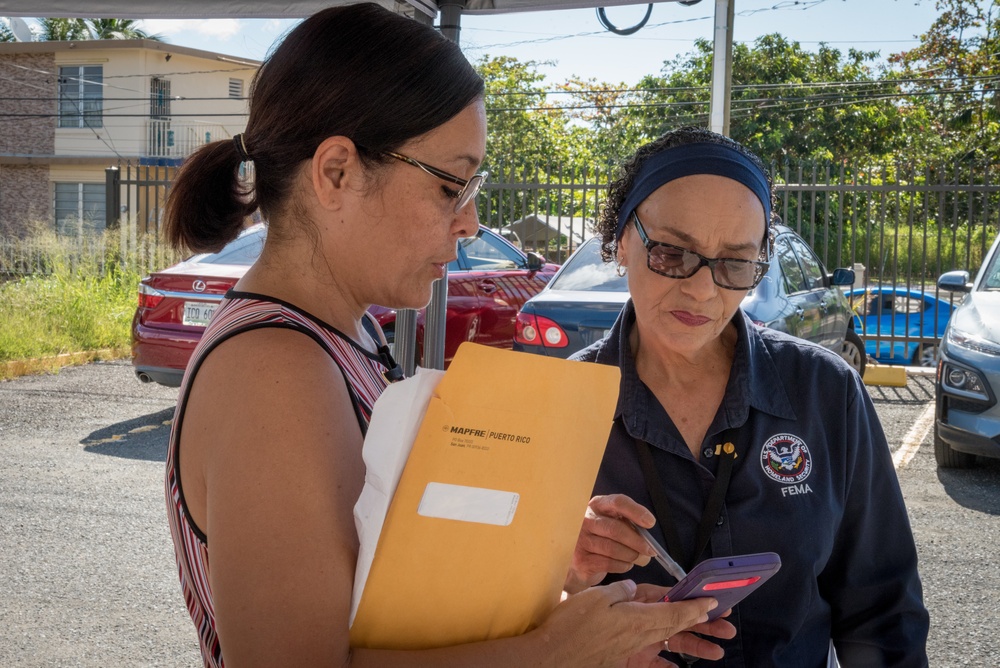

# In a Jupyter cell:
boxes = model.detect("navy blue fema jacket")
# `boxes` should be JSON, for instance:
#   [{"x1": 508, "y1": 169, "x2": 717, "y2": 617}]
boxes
[{"x1": 571, "y1": 300, "x2": 929, "y2": 668}]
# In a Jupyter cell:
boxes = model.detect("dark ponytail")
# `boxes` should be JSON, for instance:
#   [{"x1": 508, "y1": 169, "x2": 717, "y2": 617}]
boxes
[
  {"x1": 164, "y1": 139, "x2": 256, "y2": 253},
  {"x1": 165, "y1": 2, "x2": 484, "y2": 253}
]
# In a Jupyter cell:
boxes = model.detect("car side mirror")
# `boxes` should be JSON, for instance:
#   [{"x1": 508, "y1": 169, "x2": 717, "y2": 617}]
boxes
[
  {"x1": 938, "y1": 270, "x2": 972, "y2": 293},
  {"x1": 830, "y1": 268, "x2": 855, "y2": 286},
  {"x1": 526, "y1": 251, "x2": 546, "y2": 271}
]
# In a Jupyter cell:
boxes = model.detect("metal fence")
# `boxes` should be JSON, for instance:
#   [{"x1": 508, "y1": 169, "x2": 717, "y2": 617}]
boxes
[
  {"x1": 771, "y1": 161, "x2": 1000, "y2": 361},
  {"x1": 480, "y1": 159, "x2": 1000, "y2": 281},
  {"x1": 6, "y1": 157, "x2": 997, "y2": 361},
  {"x1": 0, "y1": 222, "x2": 180, "y2": 281},
  {"x1": 479, "y1": 158, "x2": 1000, "y2": 363}
]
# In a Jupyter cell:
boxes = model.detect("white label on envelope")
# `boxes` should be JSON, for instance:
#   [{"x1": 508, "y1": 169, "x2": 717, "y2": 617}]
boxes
[{"x1": 417, "y1": 482, "x2": 519, "y2": 526}]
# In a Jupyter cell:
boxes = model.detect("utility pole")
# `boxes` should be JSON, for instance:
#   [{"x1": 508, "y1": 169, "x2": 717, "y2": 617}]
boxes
[
  {"x1": 396, "y1": 1, "x2": 466, "y2": 375},
  {"x1": 709, "y1": 0, "x2": 734, "y2": 136}
]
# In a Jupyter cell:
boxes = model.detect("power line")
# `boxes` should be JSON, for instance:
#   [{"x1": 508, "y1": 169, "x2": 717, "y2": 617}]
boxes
[
  {"x1": 0, "y1": 83, "x2": 992, "y2": 119},
  {"x1": 466, "y1": 14, "x2": 712, "y2": 49},
  {"x1": 483, "y1": 83, "x2": 1000, "y2": 114},
  {"x1": 4, "y1": 74, "x2": 997, "y2": 104},
  {"x1": 737, "y1": 0, "x2": 832, "y2": 16}
]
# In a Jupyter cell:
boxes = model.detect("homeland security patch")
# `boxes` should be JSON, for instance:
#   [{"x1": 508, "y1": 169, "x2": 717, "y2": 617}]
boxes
[{"x1": 760, "y1": 433, "x2": 812, "y2": 484}]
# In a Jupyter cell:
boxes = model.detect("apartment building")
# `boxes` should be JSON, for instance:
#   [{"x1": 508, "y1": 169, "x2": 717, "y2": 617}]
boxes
[{"x1": 0, "y1": 39, "x2": 258, "y2": 237}]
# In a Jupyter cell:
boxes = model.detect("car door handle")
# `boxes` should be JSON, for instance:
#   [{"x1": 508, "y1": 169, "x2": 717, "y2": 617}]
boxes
[
  {"x1": 477, "y1": 280, "x2": 498, "y2": 294},
  {"x1": 795, "y1": 308, "x2": 805, "y2": 320}
]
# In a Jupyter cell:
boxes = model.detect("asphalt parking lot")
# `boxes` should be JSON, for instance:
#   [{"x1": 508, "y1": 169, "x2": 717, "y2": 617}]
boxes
[{"x1": 0, "y1": 360, "x2": 998, "y2": 666}]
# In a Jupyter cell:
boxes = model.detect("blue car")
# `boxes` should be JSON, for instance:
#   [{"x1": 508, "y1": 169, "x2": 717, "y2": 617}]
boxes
[
  {"x1": 514, "y1": 226, "x2": 866, "y2": 377},
  {"x1": 847, "y1": 286, "x2": 957, "y2": 367}
]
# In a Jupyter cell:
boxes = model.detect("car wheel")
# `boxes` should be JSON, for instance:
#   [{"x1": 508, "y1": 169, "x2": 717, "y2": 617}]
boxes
[
  {"x1": 914, "y1": 343, "x2": 938, "y2": 367},
  {"x1": 840, "y1": 329, "x2": 867, "y2": 377},
  {"x1": 933, "y1": 422, "x2": 976, "y2": 469}
]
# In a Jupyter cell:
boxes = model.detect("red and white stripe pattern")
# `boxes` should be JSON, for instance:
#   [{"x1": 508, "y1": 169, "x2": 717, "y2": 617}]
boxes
[{"x1": 165, "y1": 294, "x2": 391, "y2": 667}]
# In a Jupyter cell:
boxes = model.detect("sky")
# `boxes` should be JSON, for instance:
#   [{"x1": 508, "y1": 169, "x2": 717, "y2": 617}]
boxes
[{"x1": 121, "y1": 0, "x2": 945, "y2": 87}]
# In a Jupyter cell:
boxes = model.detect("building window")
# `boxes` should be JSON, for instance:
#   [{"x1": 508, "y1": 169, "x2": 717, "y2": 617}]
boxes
[
  {"x1": 150, "y1": 77, "x2": 171, "y2": 119},
  {"x1": 58, "y1": 65, "x2": 103, "y2": 128},
  {"x1": 54, "y1": 182, "x2": 106, "y2": 235},
  {"x1": 229, "y1": 78, "x2": 244, "y2": 99}
]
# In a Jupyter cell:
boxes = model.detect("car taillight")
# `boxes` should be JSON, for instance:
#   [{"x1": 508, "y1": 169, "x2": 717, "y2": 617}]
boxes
[
  {"x1": 138, "y1": 282, "x2": 165, "y2": 309},
  {"x1": 515, "y1": 312, "x2": 568, "y2": 348}
]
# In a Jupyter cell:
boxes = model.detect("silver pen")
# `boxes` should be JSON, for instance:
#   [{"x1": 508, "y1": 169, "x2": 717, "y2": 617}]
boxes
[{"x1": 629, "y1": 520, "x2": 688, "y2": 581}]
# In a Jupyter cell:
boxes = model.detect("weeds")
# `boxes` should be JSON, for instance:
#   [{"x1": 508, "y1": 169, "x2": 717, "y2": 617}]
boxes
[{"x1": 0, "y1": 229, "x2": 147, "y2": 362}]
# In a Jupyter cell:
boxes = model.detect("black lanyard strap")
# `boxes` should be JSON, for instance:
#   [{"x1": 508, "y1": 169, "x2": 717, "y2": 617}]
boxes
[
  {"x1": 635, "y1": 437, "x2": 686, "y2": 567},
  {"x1": 634, "y1": 438, "x2": 738, "y2": 574}
]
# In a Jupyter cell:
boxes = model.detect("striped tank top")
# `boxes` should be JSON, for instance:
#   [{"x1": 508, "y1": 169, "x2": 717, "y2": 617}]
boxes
[{"x1": 164, "y1": 291, "x2": 394, "y2": 667}]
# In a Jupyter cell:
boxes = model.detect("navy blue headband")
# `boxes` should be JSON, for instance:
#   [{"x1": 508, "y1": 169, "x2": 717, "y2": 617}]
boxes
[{"x1": 616, "y1": 142, "x2": 772, "y2": 239}]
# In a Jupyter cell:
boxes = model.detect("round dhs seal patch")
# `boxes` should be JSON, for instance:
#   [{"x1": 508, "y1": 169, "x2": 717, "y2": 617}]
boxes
[{"x1": 760, "y1": 433, "x2": 812, "y2": 484}]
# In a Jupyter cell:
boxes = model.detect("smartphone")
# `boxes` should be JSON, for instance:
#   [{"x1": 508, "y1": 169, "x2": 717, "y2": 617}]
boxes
[{"x1": 662, "y1": 552, "x2": 781, "y2": 620}]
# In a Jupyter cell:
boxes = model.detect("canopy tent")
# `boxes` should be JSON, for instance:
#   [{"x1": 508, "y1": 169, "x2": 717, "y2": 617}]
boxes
[
  {"x1": 2, "y1": 0, "x2": 734, "y2": 372},
  {"x1": 0, "y1": 1, "x2": 701, "y2": 19}
]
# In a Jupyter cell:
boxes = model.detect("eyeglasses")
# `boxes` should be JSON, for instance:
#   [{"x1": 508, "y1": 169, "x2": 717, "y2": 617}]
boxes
[
  {"x1": 379, "y1": 149, "x2": 487, "y2": 214},
  {"x1": 631, "y1": 212, "x2": 769, "y2": 290}
]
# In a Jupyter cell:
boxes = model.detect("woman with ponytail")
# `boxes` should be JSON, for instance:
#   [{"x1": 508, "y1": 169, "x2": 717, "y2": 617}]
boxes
[{"x1": 163, "y1": 4, "x2": 732, "y2": 667}]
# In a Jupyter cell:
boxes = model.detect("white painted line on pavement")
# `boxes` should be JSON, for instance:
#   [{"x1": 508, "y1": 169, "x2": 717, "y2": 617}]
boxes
[{"x1": 893, "y1": 403, "x2": 935, "y2": 469}]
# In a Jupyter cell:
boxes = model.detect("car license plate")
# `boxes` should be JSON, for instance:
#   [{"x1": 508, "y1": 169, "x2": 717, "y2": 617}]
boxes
[{"x1": 182, "y1": 301, "x2": 218, "y2": 327}]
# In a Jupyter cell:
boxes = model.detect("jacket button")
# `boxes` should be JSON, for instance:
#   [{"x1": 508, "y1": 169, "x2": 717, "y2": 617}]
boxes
[
  {"x1": 716, "y1": 514, "x2": 725, "y2": 527},
  {"x1": 703, "y1": 447, "x2": 714, "y2": 459}
]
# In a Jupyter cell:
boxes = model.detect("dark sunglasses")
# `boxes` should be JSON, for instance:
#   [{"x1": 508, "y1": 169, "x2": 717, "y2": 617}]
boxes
[
  {"x1": 378, "y1": 149, "x2": 487, "y2": 214},
  {"x1": 631, "y1": 212, "x2": 769, "y2": 290}
]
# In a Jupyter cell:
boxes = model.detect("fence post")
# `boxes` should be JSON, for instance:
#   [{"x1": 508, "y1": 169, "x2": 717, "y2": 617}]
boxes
[
  {"x1": 105, "y1": 166, "x2": 121, "y2": 230},
  {"x1": 852, "y1": 263, "x2": 866, "y2": 291}
]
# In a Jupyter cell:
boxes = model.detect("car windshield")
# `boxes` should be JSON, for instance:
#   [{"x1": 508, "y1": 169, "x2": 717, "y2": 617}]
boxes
[
  {"x1": 187, "y1": 226, "x2": 266, "y2": 266},
  {"x1": 549, "y1": 238, "x2": 628, "y2": 292},
  {"x1": 982, "y1": 242, "x2": 1000, "y2": 290}
]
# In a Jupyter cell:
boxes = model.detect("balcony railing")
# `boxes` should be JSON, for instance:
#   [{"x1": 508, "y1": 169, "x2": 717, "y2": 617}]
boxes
[{"x1": 146, "y1": 119, "x2": 229, "y2": 158}]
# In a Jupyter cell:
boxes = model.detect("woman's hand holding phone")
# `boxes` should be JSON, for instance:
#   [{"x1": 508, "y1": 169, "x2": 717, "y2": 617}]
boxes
[{"x1": 630, "y1": 583, "x2": 737, "y2": 664}]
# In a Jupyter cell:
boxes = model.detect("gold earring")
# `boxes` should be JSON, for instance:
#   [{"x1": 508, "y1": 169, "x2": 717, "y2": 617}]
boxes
[{"x1": 615, "y1": 264, "x2": 626, "y2": 277}]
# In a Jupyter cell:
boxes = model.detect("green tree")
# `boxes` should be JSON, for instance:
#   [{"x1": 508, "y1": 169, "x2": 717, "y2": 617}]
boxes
[
  {"x1": 37, "y1": 17, "x2": 162, "y2": 41},
  {"x1": 38, "y1": 18, "x2": 89, "y2": 41},
  {"x1": 0, "y1": 21, "x2": 14, "y2": 42},
  {"x1": 558, "y1": 77, "x2": 650, "y2": 163},
  {"x1": 630, "y1": 34, "x2": 910, "y2": 163},
  {"x1": 891, "y1": 0, "x2": 1000, "y2": 162},
  {"x1": 475, "y1": 56, "x2": 604, "y2": 227},
  {"x1": 87, "y1": 18, "x2": 162, "y2": 41},
  {"x1": 477, "y1": 56, "x2": 575, "y2": 167}
]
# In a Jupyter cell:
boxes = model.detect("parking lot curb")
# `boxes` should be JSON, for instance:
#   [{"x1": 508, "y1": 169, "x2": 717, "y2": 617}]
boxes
[
  {"x1": 0, "y1": 348, "x2": 129, "y2": 382},
  {"x1": 863, "y1": 364, "x2": 909, "y2": 387},
  {"x1": 862, "y1": 364, "x2": 936, "y2": 387}
]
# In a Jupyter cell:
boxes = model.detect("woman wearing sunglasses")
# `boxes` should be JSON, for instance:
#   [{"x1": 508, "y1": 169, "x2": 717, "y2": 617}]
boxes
[
  {"x1": 161, "y1": 5, "x2": 730, "y2": 667},
  {"x1": 567, "y1": 127, "x2": 929, "y2": 666}
]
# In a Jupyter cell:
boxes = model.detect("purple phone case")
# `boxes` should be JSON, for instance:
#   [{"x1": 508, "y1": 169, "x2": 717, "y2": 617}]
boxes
[{"x1": 663, "y1": 552, "x2": 781, "y2": 620}]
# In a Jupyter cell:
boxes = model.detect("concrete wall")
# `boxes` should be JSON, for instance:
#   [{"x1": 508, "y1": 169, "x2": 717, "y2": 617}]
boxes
[{"x1": 54, "y1": 48, "x2": 251, "y2": 159}]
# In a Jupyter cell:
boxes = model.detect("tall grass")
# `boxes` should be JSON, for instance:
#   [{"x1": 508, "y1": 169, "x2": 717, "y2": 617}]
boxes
[{"x1": 0, "y1": 230, "x2": 144, "y2": 362}]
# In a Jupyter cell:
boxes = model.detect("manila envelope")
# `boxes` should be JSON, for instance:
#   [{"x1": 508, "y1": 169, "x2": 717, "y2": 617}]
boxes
[{"x1": 349, "y1": 342, "x2": 620, "y2": 650}]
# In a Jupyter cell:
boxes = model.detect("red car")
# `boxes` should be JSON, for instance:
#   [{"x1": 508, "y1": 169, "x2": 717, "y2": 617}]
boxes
[{"x1": 131, "y1": 223, "x2": 558, "y2": 386}]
